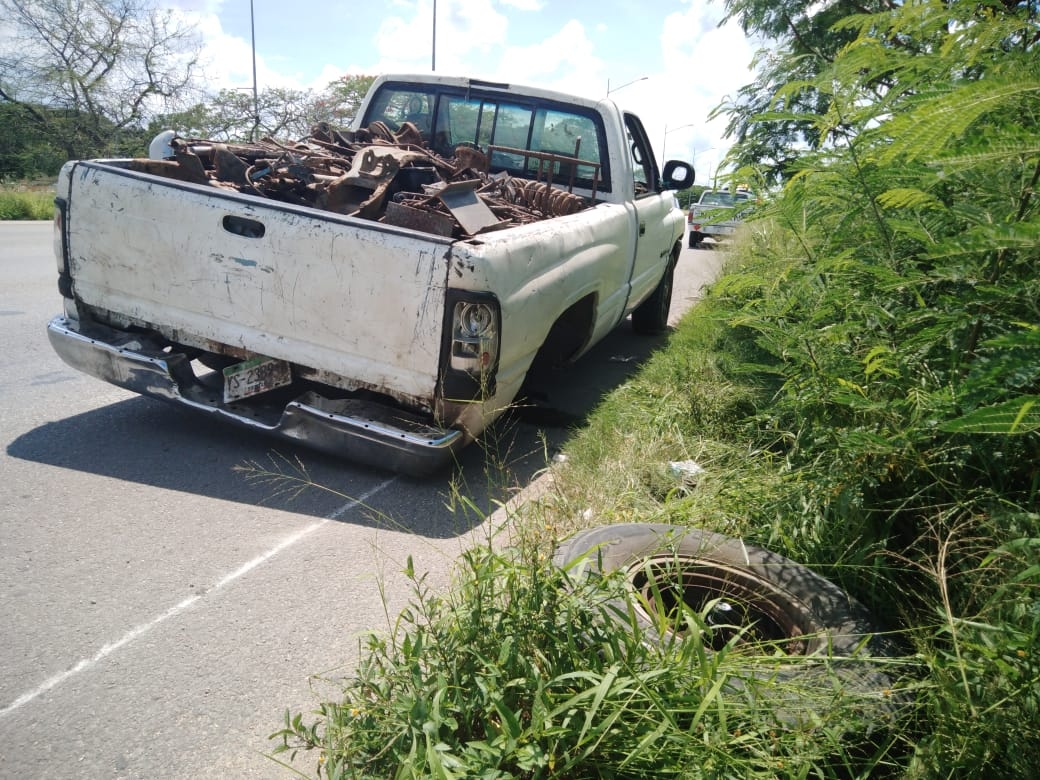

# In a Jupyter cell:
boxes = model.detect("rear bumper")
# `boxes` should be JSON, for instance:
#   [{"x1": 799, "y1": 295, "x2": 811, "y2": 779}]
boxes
[
  {"x1": 701, "y1": 224, "x2": 736, "y2": 238},
  {"x1": 47, "y1": 315, "x2": 466, "y2": 476}
]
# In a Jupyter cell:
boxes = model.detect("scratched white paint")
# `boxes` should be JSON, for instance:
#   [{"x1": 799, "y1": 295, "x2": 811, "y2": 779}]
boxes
[{"x1": 65, "y1": 164, "x2": 451, "y2": 400}]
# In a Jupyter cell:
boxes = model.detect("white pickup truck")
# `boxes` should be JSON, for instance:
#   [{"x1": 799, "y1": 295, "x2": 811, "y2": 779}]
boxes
[
  {"x1": 48, "y1": 74, "x2": 693, "y2": 475},
  {"x1": 687, "y1": 189, "x2": 754, "y2": 249}
]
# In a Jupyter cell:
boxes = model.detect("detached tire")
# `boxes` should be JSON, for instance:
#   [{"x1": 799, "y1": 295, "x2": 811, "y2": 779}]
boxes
[{"x1": 554, "y1": 523, "x2": 903, "y2": 726}]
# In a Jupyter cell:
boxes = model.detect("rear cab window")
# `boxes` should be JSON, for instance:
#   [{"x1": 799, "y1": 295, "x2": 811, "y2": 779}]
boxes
[{"x1": 362, "y1": 81, "x2": 610, "y2": 194}]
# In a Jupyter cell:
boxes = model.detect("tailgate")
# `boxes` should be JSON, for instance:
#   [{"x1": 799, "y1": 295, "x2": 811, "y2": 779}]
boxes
[{"x1": 63, "y1": 161, "x2": 451, "y2": 400}]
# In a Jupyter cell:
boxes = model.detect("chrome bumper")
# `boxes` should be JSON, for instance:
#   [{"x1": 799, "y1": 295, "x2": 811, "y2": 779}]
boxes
[{"x1": 47, "y1": 315, "x2": 465, "y2": 476}]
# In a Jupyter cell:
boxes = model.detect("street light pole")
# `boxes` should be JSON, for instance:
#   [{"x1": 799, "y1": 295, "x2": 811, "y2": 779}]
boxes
[
  {"x1": 249, "y1": 0, "x2": 259, "y2": 141},
  {"x1": 662, "y1": 122, "x2": 695, "y2": 161},
  {"x1": 606, "y1": 75, "x2": 648, "y2": 96},
  {"x1": 432, "y1": 0, "x2": 437, "y2": 71}
]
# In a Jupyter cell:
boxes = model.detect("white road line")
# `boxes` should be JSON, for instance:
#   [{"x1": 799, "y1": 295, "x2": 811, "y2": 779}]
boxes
[{"x1": 0, "y1": 476, "x2": 397, "y2": 719}]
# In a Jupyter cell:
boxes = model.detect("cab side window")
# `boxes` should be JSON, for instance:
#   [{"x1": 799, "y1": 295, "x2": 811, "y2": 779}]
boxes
[
  {"x1": 368, "y1": 89, "x2": 435, "y2": 137},
  {"x1": 623, "y1": 113, "x2": 658, "y2": 196}
]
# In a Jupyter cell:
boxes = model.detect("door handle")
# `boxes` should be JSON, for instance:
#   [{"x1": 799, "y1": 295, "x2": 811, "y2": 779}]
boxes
[
  {"x1": 639, "y1": 221, "x2": 646, "y2": 236},
  {"x1": 222, "y1": 214, "x2": 266, "y2": 238}
]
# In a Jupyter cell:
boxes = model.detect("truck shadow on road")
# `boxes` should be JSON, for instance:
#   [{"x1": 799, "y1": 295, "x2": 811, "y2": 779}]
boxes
[{"x1": 8, "y1": 322, "x2": 670, "y2": 538}]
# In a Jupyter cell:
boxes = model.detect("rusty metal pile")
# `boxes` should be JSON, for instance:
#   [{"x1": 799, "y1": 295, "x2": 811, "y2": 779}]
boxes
[{"x1": 132, "y1": 121, "x2": 593, "y2": 238}]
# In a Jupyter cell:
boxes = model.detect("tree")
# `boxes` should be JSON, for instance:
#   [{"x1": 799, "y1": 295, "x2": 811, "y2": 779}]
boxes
[
  {"x1": 0, "y1": 0, "x2": 203, "y2": 167},
  {"x1": 199, "y1": 87, "x2": 314, "y2": 142},
  {"x1": 146, "y1": 102, "x2": 213, "y2": 142},
  {"x1": 718, "y1": 0, "x2": 899, "y2": 185},
  {"x1": 0, "y1": 102, "x2": 67, "y2": 179},
  {"x1": 711, "y1": 3, "x2": 1040, "y2": 769},
  {"x1": 189, "y1": 76, "x2": 377, "y2": 143},
  {"x1": 319, "y1": 75, "x2": 377, "y2": 128}
]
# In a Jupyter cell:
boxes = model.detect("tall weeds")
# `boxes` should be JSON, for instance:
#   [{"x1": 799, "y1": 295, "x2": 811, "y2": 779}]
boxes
[
  {"x1": 272, "y1": 544, "x2": 908, "y2": 779},
  {"x1": 700, "y1": 0, "x2": 1040, "y2": 772}
]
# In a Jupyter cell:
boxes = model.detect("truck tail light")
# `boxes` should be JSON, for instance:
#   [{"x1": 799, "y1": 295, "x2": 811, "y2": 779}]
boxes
[
  {"x1": 451, "y1": 299, "x2": 499, "y2": 376},
  {"x1": 53, "y1": 196, "x2": 73, "y2": 298},
  {"x1": 440, "y1": 291, "x2": 501, "y2": 402},
  {"x1": 53, "y1": 196, "x2": 68, "y2": 274}
]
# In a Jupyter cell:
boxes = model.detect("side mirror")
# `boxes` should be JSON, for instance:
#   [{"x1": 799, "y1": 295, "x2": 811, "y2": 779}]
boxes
[{"x1": 661, "y1": 160, "x2": 694, "y2": 192}]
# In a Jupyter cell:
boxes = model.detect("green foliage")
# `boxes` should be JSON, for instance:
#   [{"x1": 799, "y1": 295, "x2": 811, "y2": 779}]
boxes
[
  {"x1": 524, "y1": 0, "x2": 1040, "y2": 775},
  {"x1": 0, "y1": 185, "x2": 53, "y2": 219},
  {"x1": 322, "y1": 75, "x2": 378, "y2": 128},
  {"x1": 906, "y1": 527, "x2": 1040, "y2": 776},
  {"x1": 718, "y1": 0, "x2": 898, "y2": 184},
  {"x1": 697, "y1": 0, "x2": 1040, "y2": 773},
  {"x1": 0, "y1": 103, "x2": 66, "y2": 179},
  {"x1": 714, "y1": 0, "x2": 1040, "y2": 543},
  {"x1": 272, "y1": 545, "x2": 905, "y2": 779}
]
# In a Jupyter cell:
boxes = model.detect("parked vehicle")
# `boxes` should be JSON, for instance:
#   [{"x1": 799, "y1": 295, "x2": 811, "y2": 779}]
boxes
[
  {"x1": 687, "y1": 188, "x2": 754, "y2": 248},
  {"x1": 48, "y1": 73, "x2": 693, "y2": 475}
]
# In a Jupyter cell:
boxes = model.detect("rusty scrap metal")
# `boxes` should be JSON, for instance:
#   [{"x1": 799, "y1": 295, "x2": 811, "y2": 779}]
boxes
[
  {"x1": 433, "y1": 180, "x2": 504, "y2": 235},
  {"x1": 486, "y1": 143, "x2": 600, "y2": 200},
  {"x1": 128, "y1": 122, "x2": 593, "y2": 238}
]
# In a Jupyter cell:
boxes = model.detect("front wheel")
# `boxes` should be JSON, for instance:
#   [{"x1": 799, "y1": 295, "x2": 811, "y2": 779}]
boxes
[{"x1": 631, "y1": 264, "x2": 674, "y2": 335}]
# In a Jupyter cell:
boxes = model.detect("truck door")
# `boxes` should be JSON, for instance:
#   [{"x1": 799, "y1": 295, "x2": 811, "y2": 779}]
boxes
[{"x1": 623, "y1": 112, "x2": 674, "y2": 310}]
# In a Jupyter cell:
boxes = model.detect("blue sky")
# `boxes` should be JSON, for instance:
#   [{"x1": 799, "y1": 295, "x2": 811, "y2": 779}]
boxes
[{"x1": 182, "y1": 0, "x2": 759, "y2": 183}]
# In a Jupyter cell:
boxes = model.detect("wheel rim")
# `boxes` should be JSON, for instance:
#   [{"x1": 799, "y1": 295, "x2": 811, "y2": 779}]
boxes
[{"x1": 627, "y1": 555, "x2": 814, "y2": 655}]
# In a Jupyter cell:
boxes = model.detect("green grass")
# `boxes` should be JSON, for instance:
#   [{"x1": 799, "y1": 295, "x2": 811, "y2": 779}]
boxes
[
  {"x1": 271, "y1": 542, "x2": 910, "y2": 779},
  {"x1": 268, "y1": 225, "x2": 1038, "y2": 778},
  {"x1": 0, "y1": 182, "x2": 54, "y2": 220}
]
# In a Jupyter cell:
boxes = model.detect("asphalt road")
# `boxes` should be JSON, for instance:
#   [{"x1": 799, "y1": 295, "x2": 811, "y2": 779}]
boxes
[{"x1": 0, "y1": 220, "x2": 723, "y2": 778}]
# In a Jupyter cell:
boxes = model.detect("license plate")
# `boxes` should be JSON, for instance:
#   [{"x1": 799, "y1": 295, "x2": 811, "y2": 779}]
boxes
[{"x1": 222, "y1": 356, "x2": 292, "y2": 403}]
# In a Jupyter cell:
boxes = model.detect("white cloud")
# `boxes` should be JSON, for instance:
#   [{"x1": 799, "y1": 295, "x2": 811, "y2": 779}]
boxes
[
  {"x1": 498, "y1": 0, "x2": 545, "y2": 10},
  {"x1": 370, "y1": 0, "x2": 510, "y2": 75},
  {"x1": 650, "y1": 0, "x2": 758, "y2": 180},
  {"x1": 495, "y1": 20, "x2": 604, "y2": 96}
]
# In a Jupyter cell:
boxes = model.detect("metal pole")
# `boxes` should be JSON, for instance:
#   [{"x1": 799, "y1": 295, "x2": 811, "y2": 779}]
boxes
[
  {"x1": 663, "y1": 123, "x2": 695, "y2": 162},
  {"x1": 432, "y1": 0, "x2": 437, "y2": 72},
  {"x1": 250, "y1": 0, "x2": 259, "y2": 141},
  {"x1": 606, "y1": 75, "x2": 647, "y2": 96}
]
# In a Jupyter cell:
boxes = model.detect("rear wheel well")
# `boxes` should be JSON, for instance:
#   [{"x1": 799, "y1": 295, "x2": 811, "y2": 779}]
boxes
[{"x1": 531, "y1": 294, "x2": 596, "y2": 371}]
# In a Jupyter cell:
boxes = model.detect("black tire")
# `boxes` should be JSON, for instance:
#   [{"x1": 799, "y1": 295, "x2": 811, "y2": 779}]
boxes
[
  {"x1": 688, "y1": 231, "x2": 702, "y2": 249},
  {"x1": 631, "y1": 264, "x2": 674, "y2": 335},
  {"x1": 554, "y1": 523, "x2": 904, "y2": 726}
]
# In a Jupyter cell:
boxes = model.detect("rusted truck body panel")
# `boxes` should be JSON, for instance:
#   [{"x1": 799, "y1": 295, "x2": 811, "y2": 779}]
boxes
[
  {"x1": 48, "y1": 74, "x2": 692, "y2": 474},
  {"x1": 58, "y1": 161, "x2": 451, "y2": 405}
]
